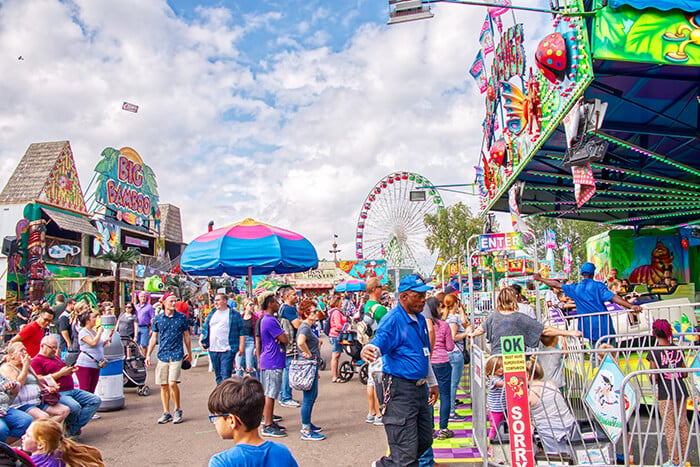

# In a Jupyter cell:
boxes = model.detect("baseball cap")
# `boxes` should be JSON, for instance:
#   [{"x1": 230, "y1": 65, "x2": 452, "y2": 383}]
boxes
[
  {"x1": 580, "y1": 262, "x2": 596, "y2": 276},
  {"x1": 162, "y1": 293, "x2": 176, "y2": 302},
  {"x1": 398, "y1": 274, "x2": 433, "y2": 293}
]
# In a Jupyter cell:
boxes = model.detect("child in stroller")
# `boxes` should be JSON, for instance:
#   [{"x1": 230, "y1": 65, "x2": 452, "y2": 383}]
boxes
[{"x1": 122, "y1": 337, "x2": 150, "y2": 396}]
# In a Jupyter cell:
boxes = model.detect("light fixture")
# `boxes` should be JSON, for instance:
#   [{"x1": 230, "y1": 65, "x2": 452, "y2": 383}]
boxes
[{"x1": 388, "y1": 0, "x2": 434, "y2": 25}]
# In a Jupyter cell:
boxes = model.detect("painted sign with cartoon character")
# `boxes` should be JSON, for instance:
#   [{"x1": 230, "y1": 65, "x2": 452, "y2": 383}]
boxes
[
  {"x1": 501, "y1": 335, "x2": 535, "y2": 466},
  {"x1": 584, "y1": 354, "x2": 637, "y2": 444}
]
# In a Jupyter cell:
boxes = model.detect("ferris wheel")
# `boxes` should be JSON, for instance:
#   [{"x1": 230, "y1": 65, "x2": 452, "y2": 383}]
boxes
[{"x1": 355, "y1": 171, "x2": 444, "y2": 277}]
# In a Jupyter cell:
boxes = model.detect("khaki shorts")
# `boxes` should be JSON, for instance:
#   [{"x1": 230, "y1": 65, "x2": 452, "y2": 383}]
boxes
[{"x1": 155, "y1": 359, "x2": 182, "y2": 385}]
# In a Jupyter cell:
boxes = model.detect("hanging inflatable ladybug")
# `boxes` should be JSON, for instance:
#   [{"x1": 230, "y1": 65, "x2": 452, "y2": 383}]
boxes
[{"x1": 536, "y1": 32, "x2": 568, "y2": 83}]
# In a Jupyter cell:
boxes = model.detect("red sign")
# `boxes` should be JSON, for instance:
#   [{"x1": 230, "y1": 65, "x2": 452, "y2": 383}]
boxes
[{"x1": 501, "y1": 336, "x2": 535, "y2": 467}]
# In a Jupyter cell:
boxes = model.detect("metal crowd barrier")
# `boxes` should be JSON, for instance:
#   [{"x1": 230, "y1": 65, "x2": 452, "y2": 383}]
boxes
[{"x1": 471, "y1": 329, "x2": 700, "y2": 466}]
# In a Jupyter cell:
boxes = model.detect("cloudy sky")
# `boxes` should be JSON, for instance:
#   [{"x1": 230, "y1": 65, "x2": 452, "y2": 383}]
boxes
[{"x1": 0, "y1": 0, "x2": 549, "y2": 262}]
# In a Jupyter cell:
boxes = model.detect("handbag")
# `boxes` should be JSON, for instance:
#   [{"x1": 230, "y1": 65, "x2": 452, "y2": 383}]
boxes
[{"x1": 289, "y1": 358, "x2": 317, "y2": 391}]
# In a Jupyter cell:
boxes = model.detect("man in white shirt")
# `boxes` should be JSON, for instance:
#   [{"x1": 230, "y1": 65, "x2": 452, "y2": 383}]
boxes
[{"x1": 201, "y1": 294, "x2": 245, "y2": 385}]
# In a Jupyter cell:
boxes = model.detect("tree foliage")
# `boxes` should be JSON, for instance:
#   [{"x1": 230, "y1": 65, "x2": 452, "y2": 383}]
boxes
[
  {"x1": 525, "y1": 216, "x2": 608, "y2": 275},
  {"x1": 424, "y1": 202, "x2": 492, "y2": 260},
  {"x1": 99, "y1": 245, "x2": 140, "y2": 316}
]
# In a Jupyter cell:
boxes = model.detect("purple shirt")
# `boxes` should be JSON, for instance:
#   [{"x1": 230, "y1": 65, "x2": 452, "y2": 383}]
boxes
[
  {"x1": 31, "y1": 453, "x2": 64, "y2": 467},
  {"x1": 259, "y1": 314, "x2": 286, "y2": 370},
  {"x1": 135, "y1": 302, "x2": 155, "y2": 326}
]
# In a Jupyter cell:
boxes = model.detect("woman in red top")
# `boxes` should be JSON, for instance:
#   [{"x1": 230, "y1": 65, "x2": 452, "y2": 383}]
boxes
[{"x1": 327, "y1": 297, "x2": 347, "y2": 383}]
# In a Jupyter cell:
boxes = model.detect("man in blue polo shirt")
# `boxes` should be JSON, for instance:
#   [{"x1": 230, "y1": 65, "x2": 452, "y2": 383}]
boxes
[
  {"x1": 534, "y1": 262, "x2": 642, "y2": 345},
  {"x1": 361, "y1": 274, "x2": 439, "y2": 467}
]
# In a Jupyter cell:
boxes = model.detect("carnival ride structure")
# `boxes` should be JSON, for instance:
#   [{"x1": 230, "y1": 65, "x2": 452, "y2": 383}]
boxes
[{"x1": 354, "y1": 171, "x2": 444, "y2": 278}]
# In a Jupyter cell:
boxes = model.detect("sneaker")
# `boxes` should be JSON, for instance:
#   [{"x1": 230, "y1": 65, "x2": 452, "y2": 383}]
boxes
[
  {"x1": 262, "y1": 424, "x2": 287, "y2": 438},
  {"x1": 173, "y1": 408, "x2": 183, "y2": 424},
  {"x1": 300, "y1": 424, "x2": 323, "y2": 433},
  {"x1": 272, "y1": 414, "x2": 283, "y2": 422},
  {"x1": 271, "y1": 421, "x2": 287, "y2": 431},
  {"x1": 301, "y1": 430, "x2": 326, "y2": 441},
  {"x1": 373, "y1": 416, "x2": 383, "y2": 426},
  {"x1": 449, "y1": 413, "x2": 468, "y2": 422},
  {"x1": 157, "y1": 412, "x2": 173, "y2": 424},
  {"x1": 662, "y1": 462, "x2": 680, "y2": 467},
  {"x1": 279, "y1": 399, "x2": 301, "y2": 408},
  {"x1": 435, "y1": 429, "x2": 454, "y2": 440},
  {"x1": 91, "y1": 414, "x2": 101, "y2": 420},
  {"x1": 365, "y1": 414, "x2": 376, "y2": 424}
]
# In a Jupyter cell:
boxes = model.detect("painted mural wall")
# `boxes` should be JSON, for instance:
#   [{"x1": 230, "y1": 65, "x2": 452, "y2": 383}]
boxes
[{"x1": 587, "y1": 230, "x2": 690, "y2": 286}]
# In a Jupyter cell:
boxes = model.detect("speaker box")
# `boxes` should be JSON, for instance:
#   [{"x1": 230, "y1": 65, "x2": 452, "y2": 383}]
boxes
[{"x1": 2, "y1": 236, "x2": 17, "y2": 256}]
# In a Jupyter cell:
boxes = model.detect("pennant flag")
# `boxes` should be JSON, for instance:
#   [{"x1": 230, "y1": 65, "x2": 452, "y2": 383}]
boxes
[
  {"x1": 492, "y1": 14, "x2": 503, "y2": 34},
  {"x1": 469, "y1": 50, "x2": 488, "y2": 94},
  {"x1": 544, "y1": 229, "x2": 557, "y2": 250},
  {"x1": 479, "y1": 16, "x2": 494, "y2": 55},
  {"x1": 488, "y1": 0, "x2": 511, "y2": 17},
  {"x1": 572, "y1": 163, "x2": 596, "y2": 207},
  {"x1": 562, "y1": 237, "x2": 572, "y2": 274},
  {"x1": 122, "y1": 102, "x2": 139, "y2": 113},
  {"x1": 508, "y1": 185, "x2": 534, "y2": 241}
]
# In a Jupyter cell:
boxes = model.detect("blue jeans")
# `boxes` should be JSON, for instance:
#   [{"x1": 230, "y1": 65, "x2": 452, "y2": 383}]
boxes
[
  {"x1": 300, "y1": 368, "x2": 319, "y2": 428},
  {"x1": 418, "y1": 447, "x2": 435, "y2": 467},
  {"x1": 432, "y1": 362, "x2": 452, "y2": 430},
  {"x1": 236, "y1": 336, "x2": 257, "y2": 379},
  {"x1": 59, "y1": 389, "x2": 101, "y2": 436},
  {"x1": 210, "y1": 350, "x2": 235, "y2": 385},
  {"x1": 280, "y1": 355, "x2": 294, "y2": 402},
  {"x1": 448, "y1": 349, "x2": 463, "y2": 415},
  {"x1": 0, "y1": 408, "x2": 33, "y2": 442}
]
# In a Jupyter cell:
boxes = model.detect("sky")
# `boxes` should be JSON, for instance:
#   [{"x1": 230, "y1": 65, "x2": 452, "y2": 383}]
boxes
[{"x1": 0, "y1": 0, "x2": 550, "y2": 264}]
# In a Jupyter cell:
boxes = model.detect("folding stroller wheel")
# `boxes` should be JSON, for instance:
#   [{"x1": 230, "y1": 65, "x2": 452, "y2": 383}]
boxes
[
  {"x1": 359, "y1": 363, "x2": 369, "y2": 385},
  {"x1": 338, "y1": 361, "x2": 354, "y2": 382}
]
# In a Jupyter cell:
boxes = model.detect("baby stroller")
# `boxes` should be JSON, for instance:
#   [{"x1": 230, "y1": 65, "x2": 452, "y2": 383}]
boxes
[
  {"x1": 337, "y1": 329, "x2": 369, "y2": 384},
  {"x1": 122, "y1": 337, "x2": 150, "y2": 396}
]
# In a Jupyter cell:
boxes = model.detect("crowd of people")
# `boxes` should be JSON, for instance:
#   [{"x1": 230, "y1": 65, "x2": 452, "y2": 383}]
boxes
[{"x1": 0, "y1": 260, "x2": 692, "y2": 466}]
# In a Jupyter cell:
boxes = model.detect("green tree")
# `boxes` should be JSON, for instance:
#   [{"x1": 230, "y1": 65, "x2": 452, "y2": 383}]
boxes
[
  {"x1": 525, "y1": 217, "x2": 608, "y2": 277},
  {"x1": 424, "y1": 202, "x2": 492, "y2": 261},
  {"x1": 99, "y1": 245, "x2": 141, "y2": 316}
]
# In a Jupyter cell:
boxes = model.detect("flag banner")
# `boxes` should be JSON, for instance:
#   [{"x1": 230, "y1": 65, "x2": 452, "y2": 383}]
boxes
[
  {"x1": 488, "y1": 0, "x2": 511, "y2": 17},
  {"x1": 572, "y1": 163, "x2": 596, "y2": 207},
  {"x1": 562, "y1": 237, "x2": 572, "y2": 273},
  {"x1": 469, "y1": 51, "x2": 488, "y2": 93},
  {"x1": 545, "y1": 229, "x2": 557, "y2": 250},
  {"x1": 508, "y1": 185, "x2": 534, "y2": 241},
  {"x1": 479, "y1": 16, "x2": 494, "y2": 55}
]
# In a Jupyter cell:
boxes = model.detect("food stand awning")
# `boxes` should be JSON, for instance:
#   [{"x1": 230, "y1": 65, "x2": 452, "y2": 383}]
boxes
[
  {"x1": 41, "y1": 207, "x2": 98, "y2": 236},
  {"x1": 479, "y1": 0, "x2": 700, "y2": 229}
]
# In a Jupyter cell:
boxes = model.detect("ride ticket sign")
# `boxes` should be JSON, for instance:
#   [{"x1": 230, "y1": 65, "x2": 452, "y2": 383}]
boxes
[
  {"x1": 478, "y1": 232, "x2": 523, "y2": 252},
  {"x1": 501, "y1": 336, "x2": 535, "y2": 467}
]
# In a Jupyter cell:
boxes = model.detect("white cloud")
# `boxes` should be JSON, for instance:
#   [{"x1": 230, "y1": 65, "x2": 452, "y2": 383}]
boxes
[{"x1": 0, "y1": 0, "x2": 533, "y2": 267}]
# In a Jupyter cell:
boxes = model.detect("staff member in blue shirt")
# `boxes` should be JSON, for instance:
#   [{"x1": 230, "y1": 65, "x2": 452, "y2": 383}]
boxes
[
  {"x1": 361, "y1": 275, "x2": 439, "y2": 467},
  {"x1": 534, "y1": 262, "x2": 642, "y2": 345}
]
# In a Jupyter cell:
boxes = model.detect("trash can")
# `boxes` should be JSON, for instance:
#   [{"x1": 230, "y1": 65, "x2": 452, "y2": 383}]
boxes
[{"x1": 95, "y1": 315, "x2": 125, "y2": 411}]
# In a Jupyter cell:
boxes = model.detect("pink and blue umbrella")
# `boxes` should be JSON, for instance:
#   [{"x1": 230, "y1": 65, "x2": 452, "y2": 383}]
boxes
[{"x1": 181, "y1": 218, "x2": 318, "y2": 277}]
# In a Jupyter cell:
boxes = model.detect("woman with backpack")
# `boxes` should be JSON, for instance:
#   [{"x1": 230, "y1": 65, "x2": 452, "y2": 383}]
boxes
[{"x1": 326, "y1": 296, "x2": 347, "y2": 383}]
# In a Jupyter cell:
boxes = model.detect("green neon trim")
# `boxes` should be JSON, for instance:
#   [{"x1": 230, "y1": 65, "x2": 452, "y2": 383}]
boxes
[{"x1": 528, "y1": 171, "x2": 700, "y2": 197}]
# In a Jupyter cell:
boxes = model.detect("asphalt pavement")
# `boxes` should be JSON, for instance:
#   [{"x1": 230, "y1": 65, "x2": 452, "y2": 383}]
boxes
[{"x1": 81, "y1": 338, "x2": 394, "y2": 466}]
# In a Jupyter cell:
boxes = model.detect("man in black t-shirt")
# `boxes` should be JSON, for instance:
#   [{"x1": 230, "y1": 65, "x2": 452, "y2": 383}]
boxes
[{"x1": 58, "y1": 299, "x2": 77, "y2": 353}]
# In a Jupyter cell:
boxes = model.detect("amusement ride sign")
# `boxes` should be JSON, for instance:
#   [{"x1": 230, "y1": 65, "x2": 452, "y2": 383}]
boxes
[
  {"x1": 501, "y1": 335, "x2": 535, "y2": 467},
  {"x1": 478, "y1": 232, "x2": 523, "y2": 252},
  {"x1": 94, "y1": 147, "x2": 159, "y2": 227}
]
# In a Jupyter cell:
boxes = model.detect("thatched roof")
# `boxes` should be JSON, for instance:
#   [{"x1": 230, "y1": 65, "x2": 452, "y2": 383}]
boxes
[
  {"x1": 159, "y1": 203, "x2": 183, "y2": 243},
  {"x1": 0, "y1": 141, "x2": 87, "y2": 214}
]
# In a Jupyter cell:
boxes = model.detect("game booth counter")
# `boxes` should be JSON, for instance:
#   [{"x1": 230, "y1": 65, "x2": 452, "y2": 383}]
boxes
[{"x1": 0, "y1": 141, "x2": 186, "y2": 317}]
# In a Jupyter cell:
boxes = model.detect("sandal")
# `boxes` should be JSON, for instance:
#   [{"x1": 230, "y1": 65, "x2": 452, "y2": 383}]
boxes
[
  {"x1": 332, "y1": 378, "x2": 341, "y2": 383},
  {"x1": 435, "y1": 429, "x2": 454, "y2": 440}
]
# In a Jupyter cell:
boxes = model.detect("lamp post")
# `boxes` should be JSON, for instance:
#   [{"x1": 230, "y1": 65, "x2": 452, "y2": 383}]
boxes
[{"x1": 329, "y1": 234, "x2": 341, "y2": 262}]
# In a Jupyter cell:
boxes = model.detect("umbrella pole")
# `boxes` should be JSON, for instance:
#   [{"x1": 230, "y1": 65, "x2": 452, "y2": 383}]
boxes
[{"x1": 248, "y1": 266, "x2": 253, "y2": 297}]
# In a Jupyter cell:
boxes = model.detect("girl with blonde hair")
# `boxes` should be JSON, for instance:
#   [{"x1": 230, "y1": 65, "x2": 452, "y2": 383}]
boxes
[
  {"x1": 22, "y1": 418, "x2": 105, "y2": 466},
  {"x1": 467, "y1": 287, "x2": 581, "y2": 355}
]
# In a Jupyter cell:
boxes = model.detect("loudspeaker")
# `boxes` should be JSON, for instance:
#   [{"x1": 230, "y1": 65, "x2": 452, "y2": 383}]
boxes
[{"x1": 2, "y1": 236, "x2": 17, "y2": 256}]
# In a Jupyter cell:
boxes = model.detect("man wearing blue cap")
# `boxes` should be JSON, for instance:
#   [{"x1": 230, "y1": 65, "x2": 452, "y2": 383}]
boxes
[
  {"x1": 361, "y1": 274, "x2": 439, "y2": 467},
  {"x1": 534, "y1": 262, "x2": 642, "y2": 345}
]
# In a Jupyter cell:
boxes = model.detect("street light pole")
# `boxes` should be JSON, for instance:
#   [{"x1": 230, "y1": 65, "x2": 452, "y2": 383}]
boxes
[{"x1": 329, "y1": 234, "x2": 341, "y2": 262}]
